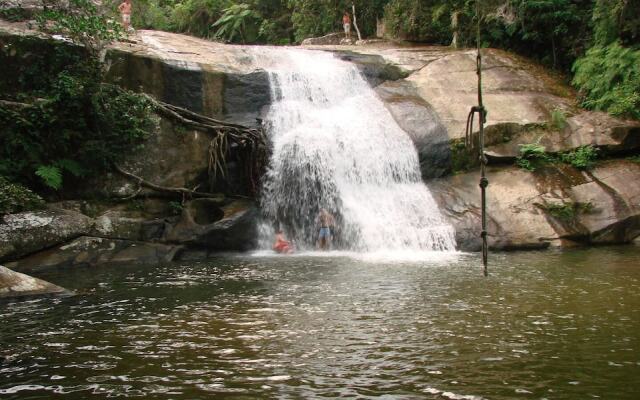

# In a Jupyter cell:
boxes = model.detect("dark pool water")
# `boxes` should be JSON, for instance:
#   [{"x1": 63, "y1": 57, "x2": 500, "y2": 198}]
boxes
[{"x1": 1, "y1": 246, "x2": 640, "y2": 399}]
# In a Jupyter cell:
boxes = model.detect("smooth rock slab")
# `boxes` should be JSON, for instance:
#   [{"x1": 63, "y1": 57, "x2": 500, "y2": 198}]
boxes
[
  {"x1": 0, "y1": 210, "x2": 93, "y2": 262},
  {"x1": 6, "y1": 236, "x2": 182, "y2": 273},
  {"x1": 0, "y1": 265, "x2": 71, "y2": 299},
  {"x1": 429, "y1": 160, "x2": 640, "y2": 251},
  {"x1": 485, "y1": 112, "x2": 640, "y2": 160}
]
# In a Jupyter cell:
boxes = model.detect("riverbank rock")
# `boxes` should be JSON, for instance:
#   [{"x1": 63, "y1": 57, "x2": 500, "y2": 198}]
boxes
[
  {"x1": 375, "y1": 80, "x2": 451, "y2": 179},
  {"x1": 484, "y1": 112, "x2": 640, "y2": 161},
  {"x1": 301, "y1": 32, "x2": 345, "y2": 46},
  {"x1": 107, "y1": 30, "x2": 271, "y2": 128},
  {"x1": 0, "y1": 265, "x2": 71, "y2": 299},
  {"x1": 6, "y1": 236, "x2": 183, "y2": 272},
  {"x1": 429, "y1": 160, "x2": 640, "y2": 251},
  {"x1": 163, "y1": 199, "x2": 258, "y2": 251},
  {"x1": 0, "y1": 210, "x2": 93, "y2": 262}
]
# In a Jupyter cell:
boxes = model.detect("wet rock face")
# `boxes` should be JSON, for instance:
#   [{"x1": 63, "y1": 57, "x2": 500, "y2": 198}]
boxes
[
  {"x1": 163, "y1": 199, "x2": 259, "y2": 251},
  {"x1": 333, "y1": 51, "x2": 408, "y2": 87},
  {"x1": 429, "y1": 160, "x2": 640, "y2": 251},
  {"x1": 106, "y1": 49, "x2": 270, "y2": 129},
  {"x1": 0, "y1": 210, "x2": 93, "y2": 262},
  {"x1": 0, "y1": 265, "x2": 71, "y2": 299},
  {"x1": 5, "y1": 236, "x2": 183, "y2": 272},
  {"x1": 375, "y1": 80, "x2": 451, "y2": 179}
]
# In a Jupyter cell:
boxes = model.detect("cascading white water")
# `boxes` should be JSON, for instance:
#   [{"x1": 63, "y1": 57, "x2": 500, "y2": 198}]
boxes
[{"x1": 254, "y1": 48, "x2": 456, "y2": 252}]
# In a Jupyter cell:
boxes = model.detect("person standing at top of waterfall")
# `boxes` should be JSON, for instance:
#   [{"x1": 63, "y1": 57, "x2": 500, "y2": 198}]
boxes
[
  {"x1": 316, "y1": 209, "x2": 336, "y2": 250},
  {"x1": 342, "y1": 11, "x2": 351, "y2": 39},
  {"x1": 118, "y1": 0, "x2": 132, "y2": 32}
]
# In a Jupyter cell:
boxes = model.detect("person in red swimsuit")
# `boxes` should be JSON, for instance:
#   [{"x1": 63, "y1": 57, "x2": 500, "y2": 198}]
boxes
[
  {"x1": 342, "y1": 11, "x2": 351, "y2": 39},
  {"x1": 273, "y1": 229, "x2": 293, "y2": 254}
]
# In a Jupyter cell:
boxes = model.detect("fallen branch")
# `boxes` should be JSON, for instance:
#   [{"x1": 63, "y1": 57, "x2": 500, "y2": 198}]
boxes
[{"x1": 113, "y1": 164, "x2": 225, "y2": 201}]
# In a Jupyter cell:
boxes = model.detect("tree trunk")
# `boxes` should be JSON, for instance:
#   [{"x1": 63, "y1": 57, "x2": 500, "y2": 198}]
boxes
[{"x1": 352, "y1": 4, "x2": 362, "y2": 41}]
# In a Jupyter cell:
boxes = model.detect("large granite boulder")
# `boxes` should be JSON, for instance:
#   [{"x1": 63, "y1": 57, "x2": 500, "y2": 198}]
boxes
[
  {"x1": 407, "y1": 49, "x2": 574, "y2": 140},
  {"x1": 485, "y1": 112, "x2": 640, "y2": 161},
  {"x1": 429, "y1": 160, "x2": 640, "y2": 251},
  {"x1": 0, "y1": 210, "x2": 93, "y2": 262},
  {"x1": 376, "y1": 80, "x2": 451, "y2": 179},
  {"x1": 0, "y1": 265, "x2": 71, "y2": 299},
  {"x1": 163, "y1": 199, "x2": 258, "y2": 251},
  {"x1": 6, "y1": 236, "x2": 183, "y2": 272},
  {"x1": 107, "y1": 30, "x2": 271, "y2": 128}
]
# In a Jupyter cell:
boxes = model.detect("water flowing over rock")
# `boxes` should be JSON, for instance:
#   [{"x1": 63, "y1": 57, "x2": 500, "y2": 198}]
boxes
[{"x1": 254, "y1": 48, "x2": 456, "y2": 252}]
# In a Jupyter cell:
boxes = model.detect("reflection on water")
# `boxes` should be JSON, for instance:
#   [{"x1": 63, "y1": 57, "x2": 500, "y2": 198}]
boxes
[{"x1": 1, "y1": 246, "x2": 640, "y2": 399}]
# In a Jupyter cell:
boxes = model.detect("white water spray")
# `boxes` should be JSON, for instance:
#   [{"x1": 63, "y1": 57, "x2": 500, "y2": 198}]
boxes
[{"x1": 254, "y1": 48, "x2": 456, "y2": 252}]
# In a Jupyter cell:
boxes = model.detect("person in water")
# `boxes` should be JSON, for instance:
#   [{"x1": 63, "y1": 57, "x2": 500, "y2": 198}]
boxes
[
  {"x1": 316, "y1": 209, "x2": 335, "y2": 250},
  {"x1": 273, "y1": 229, "x2": 293, "y2": 254}
]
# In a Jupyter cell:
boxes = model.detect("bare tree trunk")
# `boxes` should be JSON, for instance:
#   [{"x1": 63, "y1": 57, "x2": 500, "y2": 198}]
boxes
[
  {"x1": 451, "y1": 11, "x2": 459, "y2": 48},
  {"x1": 352, "y1": 4, "x2": 362, "y2": 41}
]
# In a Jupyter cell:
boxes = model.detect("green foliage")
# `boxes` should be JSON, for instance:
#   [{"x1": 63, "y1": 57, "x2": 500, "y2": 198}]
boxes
[
  {"x1": 560, "y1": 145, "x2": 599, "y2": 170},
  {"x1": 541, "y1": 201, "x2": 594, "y2": 220},
  {"x1": 168, "y1": 201, "x2": 184, "y2": 215},
  {"x1": 550, "y1": 108, "x2": 568, "y2": 130},
  {"x1": 0, "y1": 176, "x2": 45, "y2": 215},
  {"x1": 592, "y1": 0, "x2": 640, "y2": 47},
  {"x1": 0, "y1": 67, "x2": 154, "y2": 191},
  {"x1": 450, "y1": 139, "x2": 478, "y2": 174},
  {"x1": 212, "y1": 3, "x2": 261, "y2": 43},
  {"x1": 628, "y1": 155, "x2": 640, "y2": 163},
  {"x1": 516, "y1": 142, "x2": 599, "y2": 172},
  {"x1": 572, "y1": 42, "x2": 640, "y2": 119},
  {"x1": 0, "y1": 2, "x2": 31, "y2": 21},
  {"x1": 36, "y1": 0, "x2": 123, "y2": 56},
  {"x1": 35, "y1": 165, "x2": 63, "y2": 190},
  {"x1": 129, "y1": 0, "x2": 174, "y2": 30},
  {"x1": 516, "y1": 141, "x2": 551, "y2": 171},
  {"x1": 170, "y1": 0, "x2": 229, "y2": 38},
  {"x1": 384, "y1": 0, "x2": 458, "y2": 44}
]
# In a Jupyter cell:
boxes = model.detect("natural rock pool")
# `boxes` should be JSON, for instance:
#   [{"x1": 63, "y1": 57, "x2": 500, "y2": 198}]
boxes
[{"x1": 1, "y1": 246, "x2": 639, "y2": 399}]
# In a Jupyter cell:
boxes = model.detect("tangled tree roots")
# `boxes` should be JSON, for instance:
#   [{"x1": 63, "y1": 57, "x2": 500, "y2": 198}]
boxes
[{"x1": 145, "y1": 95, "x2": 268, "y2": 197}]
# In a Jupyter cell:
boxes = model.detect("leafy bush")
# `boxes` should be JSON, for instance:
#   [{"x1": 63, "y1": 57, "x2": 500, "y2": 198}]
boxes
[
  {"x1": 383, "y1": 0, "x2": 452, "y2": 44},
  {"x1": 516, "y1": 142, "x2": 550, "y2": 171},
  {"x1": 572, "y1": 42, "x2": 640, "y2": 119},
  {"x1": 541, "y1": 201, "x2": 593, "y2": 220},
  {"x1": 36, "y1": 0, "x2": 123, "y2": 57},
  {"x1": 560, "y1": 145, "x2": 599, "y2": 170},
  {"x1": 0, "y1": 73, "x2": 154, "y2": 191},
  {"x1": 550, "y1": 108, "x2": 568, "y2": 130},
  {"x1": 0, "y1": 176, "x2": 45, "y2": 215},
  {"x1": 212, "y1": 3, "x2": 261, "y2": 43},
  {"x1": 1, "y1": 0, "x2": 154, "y2": 193},
  {"x1": 168, "y1": 201, "x2": 184, "y2": 215},
  {"x1": 170, "y1": 0, "x2": 229, "y2": 38}
]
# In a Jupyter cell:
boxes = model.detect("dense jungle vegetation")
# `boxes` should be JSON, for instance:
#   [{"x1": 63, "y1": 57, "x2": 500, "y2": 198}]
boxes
[{"x1": 0, "y1": 0, "x2": 638, "y2": 214}]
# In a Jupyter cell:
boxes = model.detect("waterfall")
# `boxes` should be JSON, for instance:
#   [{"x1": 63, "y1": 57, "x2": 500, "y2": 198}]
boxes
[{"x1": 254, "y1": 48, "x2": 456, "y2": 252}]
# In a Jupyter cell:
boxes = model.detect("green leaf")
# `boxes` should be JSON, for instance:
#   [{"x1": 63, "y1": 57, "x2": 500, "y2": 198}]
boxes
[{"x1": 35, "y1": 165, "x2": 63, "y2": 190}]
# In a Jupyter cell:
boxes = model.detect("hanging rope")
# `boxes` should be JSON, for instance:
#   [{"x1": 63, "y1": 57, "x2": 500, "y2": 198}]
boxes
[{"x1": 464, "y1": 0, "x2": 489, "y2": 276}]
